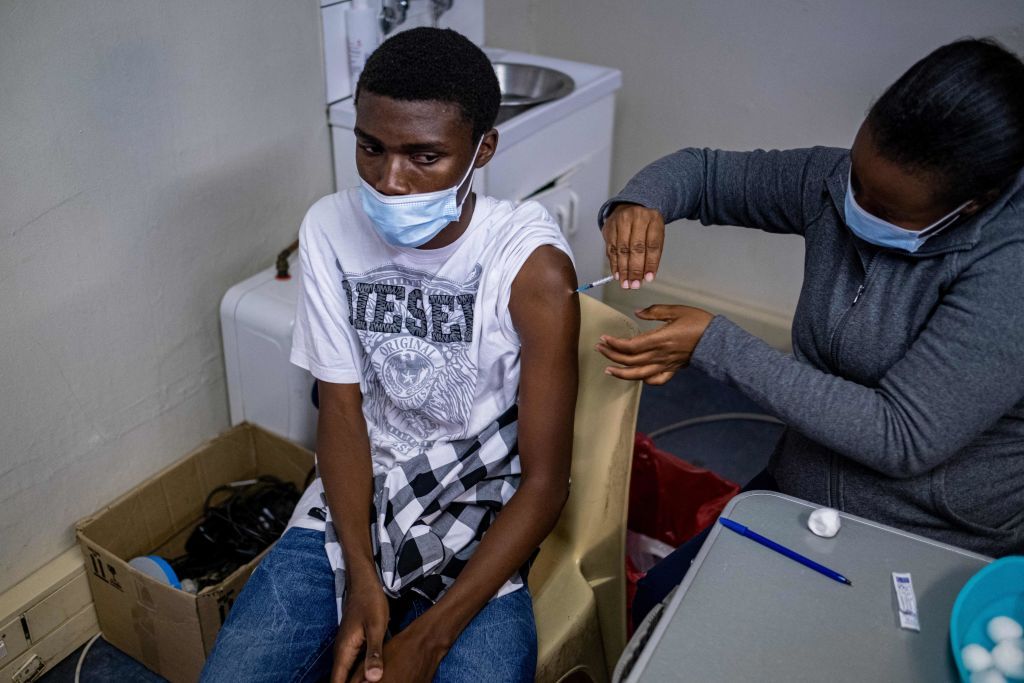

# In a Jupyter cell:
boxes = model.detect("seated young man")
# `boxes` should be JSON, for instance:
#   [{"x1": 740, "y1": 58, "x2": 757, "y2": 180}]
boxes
[{"x1": 201, "y1": 27, "x2": 579, "y2": 683}]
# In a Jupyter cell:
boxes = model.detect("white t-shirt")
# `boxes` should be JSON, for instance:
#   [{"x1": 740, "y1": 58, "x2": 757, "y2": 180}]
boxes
[{"x1": 288, "y1": 187, "x2": 572, "y2": 608}]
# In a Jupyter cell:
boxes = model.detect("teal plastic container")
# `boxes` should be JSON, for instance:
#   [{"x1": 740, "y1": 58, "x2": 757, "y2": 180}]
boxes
[{"x1": 950, "y1": 556, "x2": 1024, "y2": 682}]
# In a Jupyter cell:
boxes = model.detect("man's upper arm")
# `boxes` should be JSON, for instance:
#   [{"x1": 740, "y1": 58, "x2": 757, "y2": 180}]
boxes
[{"x1": 508, "y1": 245, "x2": 579, "y2": 485}]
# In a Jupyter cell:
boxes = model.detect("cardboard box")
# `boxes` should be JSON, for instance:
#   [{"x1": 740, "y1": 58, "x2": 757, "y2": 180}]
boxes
[{"x1": 76, "y1": 423, "x2": 313, "y2": 683}]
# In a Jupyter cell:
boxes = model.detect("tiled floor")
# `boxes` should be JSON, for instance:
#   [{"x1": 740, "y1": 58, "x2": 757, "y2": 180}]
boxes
[{"x1": 41, "y1": 367, "x2": 784, "y2": 682}]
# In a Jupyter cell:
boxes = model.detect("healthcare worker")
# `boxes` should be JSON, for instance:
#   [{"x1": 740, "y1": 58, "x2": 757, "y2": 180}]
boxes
[{"x1": 595, "y1": 38, "x2": 1024, "y2": 624}]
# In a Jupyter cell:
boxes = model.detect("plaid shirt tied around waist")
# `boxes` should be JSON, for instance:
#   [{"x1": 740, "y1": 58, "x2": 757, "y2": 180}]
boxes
[{"x1": 314, "y1": 405, "x2": 525, "y2": 619}]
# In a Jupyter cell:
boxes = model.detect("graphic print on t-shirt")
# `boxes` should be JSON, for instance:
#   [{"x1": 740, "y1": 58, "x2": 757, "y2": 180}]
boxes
[{"x1": 338, "y1": 261, "x2": 481, "y2": 452}]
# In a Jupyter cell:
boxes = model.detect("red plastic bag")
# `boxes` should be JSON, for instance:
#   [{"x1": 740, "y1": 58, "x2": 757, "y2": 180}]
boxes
[
  {"x1": 628, "y1": 433, "x2": 740, "y2": 545},
  {"x1": 625, "y1": 433, "x2": 740, "y2": 628}
]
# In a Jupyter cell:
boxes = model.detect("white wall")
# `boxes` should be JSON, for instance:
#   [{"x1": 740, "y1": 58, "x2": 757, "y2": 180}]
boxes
[
  {"x1": 486, "y1": 1, "x2": 1024, "y2": 332},
  {"x1": 0, "y1": 1, "x2": 333, "y2": 593}
]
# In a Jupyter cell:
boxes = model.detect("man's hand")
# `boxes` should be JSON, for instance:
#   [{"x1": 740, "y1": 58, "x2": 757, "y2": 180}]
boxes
[
  {"x1": 332, "y1": 583, "x2": 390, "y2": 683},
  {"x1": 596, "y1": 305, "x2": 714, "y2": 384},
  {"x1": 347, "y1": 618, "x2": 449, "y2": 683},
  {"x1": 602, "y1": 203, "x2": 666, "y2": 290}
]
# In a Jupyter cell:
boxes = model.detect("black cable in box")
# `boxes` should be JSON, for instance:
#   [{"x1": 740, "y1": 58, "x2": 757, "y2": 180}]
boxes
[{"x1": 74, "y1": 423, "x2": 314, "y2": 683}]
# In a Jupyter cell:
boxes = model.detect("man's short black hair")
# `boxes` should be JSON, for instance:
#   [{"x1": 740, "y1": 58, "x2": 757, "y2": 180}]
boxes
[{"x1": 355, "y1": 27, "x2": 501, "y2": 142}]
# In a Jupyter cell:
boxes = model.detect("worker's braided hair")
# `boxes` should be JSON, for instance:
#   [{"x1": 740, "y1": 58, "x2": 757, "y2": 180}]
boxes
[
  {"x1": 356, "y1": 27, "x2": 500, "y2": 142},
  {"x1": 867, "y1": 38, "x2": 1024, "y2": 209}
]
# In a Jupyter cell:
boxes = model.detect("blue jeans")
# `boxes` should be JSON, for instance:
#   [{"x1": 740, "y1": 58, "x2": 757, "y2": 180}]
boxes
[
  {"x1": 200, "y1": 528, "x2": 536, "y2": 683},
  {"x1": 632, "y1": 469, "x2": 779, "y2": 625}
]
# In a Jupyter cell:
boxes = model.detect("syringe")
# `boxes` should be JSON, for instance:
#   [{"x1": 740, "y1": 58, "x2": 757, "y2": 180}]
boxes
[{"x1": 575, "y1": 275, "x2": 615, "y2": 293}]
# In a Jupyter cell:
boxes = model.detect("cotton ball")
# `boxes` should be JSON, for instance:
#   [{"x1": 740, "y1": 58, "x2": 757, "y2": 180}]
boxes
[
  {"x1": 972, "y1": 670, "x2": 1008, "y2": 683},
  {"x1": 992, "y1": 639, "x2": 1024, "y2": 679},
  {"x1": 807, "y1": 507, "x2": 841, "y2": 538},
  {"x1": 988, "y1": 616, "x2": 1024, "y2": 643},
  {"x1": 963, "y1": 643, "x2": 994, "y2": 673}
]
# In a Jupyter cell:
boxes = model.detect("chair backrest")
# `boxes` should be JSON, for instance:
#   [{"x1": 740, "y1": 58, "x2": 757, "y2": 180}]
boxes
[{"x1": 532, "y1": 293, "x2": 643, "y2": 672}]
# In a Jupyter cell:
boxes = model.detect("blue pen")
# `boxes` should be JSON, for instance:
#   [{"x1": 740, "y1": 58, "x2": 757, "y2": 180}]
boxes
[{"x1": 719, "y1": 517, "x2": 852, "y2": 586}]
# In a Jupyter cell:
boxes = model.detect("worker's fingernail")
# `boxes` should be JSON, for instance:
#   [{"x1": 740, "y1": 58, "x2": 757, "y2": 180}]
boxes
[
  {"x1": 621, "y1": 279, "x2": 629, "y2": 289},
  {"x1": 604, "y1": 368, "x2": 612, "y2": 375},
  {"x1": 613, "y1": 272, "x2": 620, "y2": 280},
  {"x1": 645, "y1": 272, "x2": 654, "y2": 282},
  {"x1": 630, "y1": 280, "x2": 641, "y2": 289}
]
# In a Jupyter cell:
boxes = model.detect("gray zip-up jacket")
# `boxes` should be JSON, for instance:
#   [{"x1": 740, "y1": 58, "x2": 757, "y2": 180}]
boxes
[{"x1": 602, "y1": 147, "x2": 1024, "y2": 556}]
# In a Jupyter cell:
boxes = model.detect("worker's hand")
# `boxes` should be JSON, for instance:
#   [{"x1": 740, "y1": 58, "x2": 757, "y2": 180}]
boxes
[
  {"x1": 347, "y1": 618, "x2": 447, "y2": 683},
  {"x1": 596, "y1": 305, "x2": 714, "y2": 384},
  {"x1": 602, "y1": 203, "x2": 665, "y2": 289},
  {"x1": 332, "y1": 582, "x2": 390, "y2": 683}
]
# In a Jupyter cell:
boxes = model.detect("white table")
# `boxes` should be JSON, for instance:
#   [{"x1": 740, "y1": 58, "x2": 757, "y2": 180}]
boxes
[{"x1": 615, "y1": 491, "x2": 991, "y2": 682}]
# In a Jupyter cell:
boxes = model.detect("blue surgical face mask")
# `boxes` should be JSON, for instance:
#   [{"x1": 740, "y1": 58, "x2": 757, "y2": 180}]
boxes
[
  {"x1": 844, "y1": 175, "x2": 970, "y2": 253},
  {"x1": 359, "y1": 137, "x2": 483, "y2": 248}
]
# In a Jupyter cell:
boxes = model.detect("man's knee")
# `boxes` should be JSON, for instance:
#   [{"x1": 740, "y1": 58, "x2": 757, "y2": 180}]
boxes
[
  {"x1": 200, "y1": 528, "x2": 338, "y2": 682},
  {"x1": 435, "y1": 589, "x2": 537, "y2": 682}
]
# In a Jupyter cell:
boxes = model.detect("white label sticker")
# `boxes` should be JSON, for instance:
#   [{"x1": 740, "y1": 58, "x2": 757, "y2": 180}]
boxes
[{"x1": 892, "y1": 572, "x2": 920, "y2": 631}]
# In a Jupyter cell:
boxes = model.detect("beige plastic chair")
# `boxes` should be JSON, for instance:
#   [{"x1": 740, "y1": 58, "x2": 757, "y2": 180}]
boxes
[{"x1": 532, "y1": 294, "x2": 643, "y2": 683}]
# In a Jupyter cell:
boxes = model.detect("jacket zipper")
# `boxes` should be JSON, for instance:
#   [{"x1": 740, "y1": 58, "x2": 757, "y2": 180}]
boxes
[
  {"x1": 828, "y1": 252, "x2": 878, "y2": 368},
  {"x1": 826, "y1": 251, "x2": 880, "y2": 507}
]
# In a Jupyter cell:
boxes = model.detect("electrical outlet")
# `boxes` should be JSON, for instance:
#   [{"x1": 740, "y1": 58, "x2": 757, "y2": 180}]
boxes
[{"x1": 12, "y1": 655, "x2": 44, "y2": 683}]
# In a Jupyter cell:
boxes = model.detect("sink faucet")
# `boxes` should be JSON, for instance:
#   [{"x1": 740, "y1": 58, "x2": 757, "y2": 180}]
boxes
[
  {"x1": 431, "y1": 0, "x2": 453, "y2": 23},
  {"x1": 379, "y1": 0, "x2": 408, "y2": 35},
  {"x1": 380, "y1": 0, "x2": 454, "y2": 35}
]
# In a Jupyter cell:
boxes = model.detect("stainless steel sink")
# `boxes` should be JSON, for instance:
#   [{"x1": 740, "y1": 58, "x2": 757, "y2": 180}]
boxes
[{"x1": 493, "y1": 62, "x2": 575, "y2": 125}]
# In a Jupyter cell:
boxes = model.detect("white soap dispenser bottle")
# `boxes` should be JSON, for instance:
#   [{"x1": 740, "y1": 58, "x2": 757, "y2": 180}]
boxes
[{"x1": 346, "y1": 0, "x2": 379, "y2": 87}]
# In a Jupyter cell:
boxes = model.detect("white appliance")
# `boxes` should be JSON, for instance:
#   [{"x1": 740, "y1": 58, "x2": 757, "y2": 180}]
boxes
[
  {"x1": 222, "y1": 4, "x2": 621, "y2": 448},
  {"x1": 222, "y1": 265, "x2": 317, "y2": 448}
]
